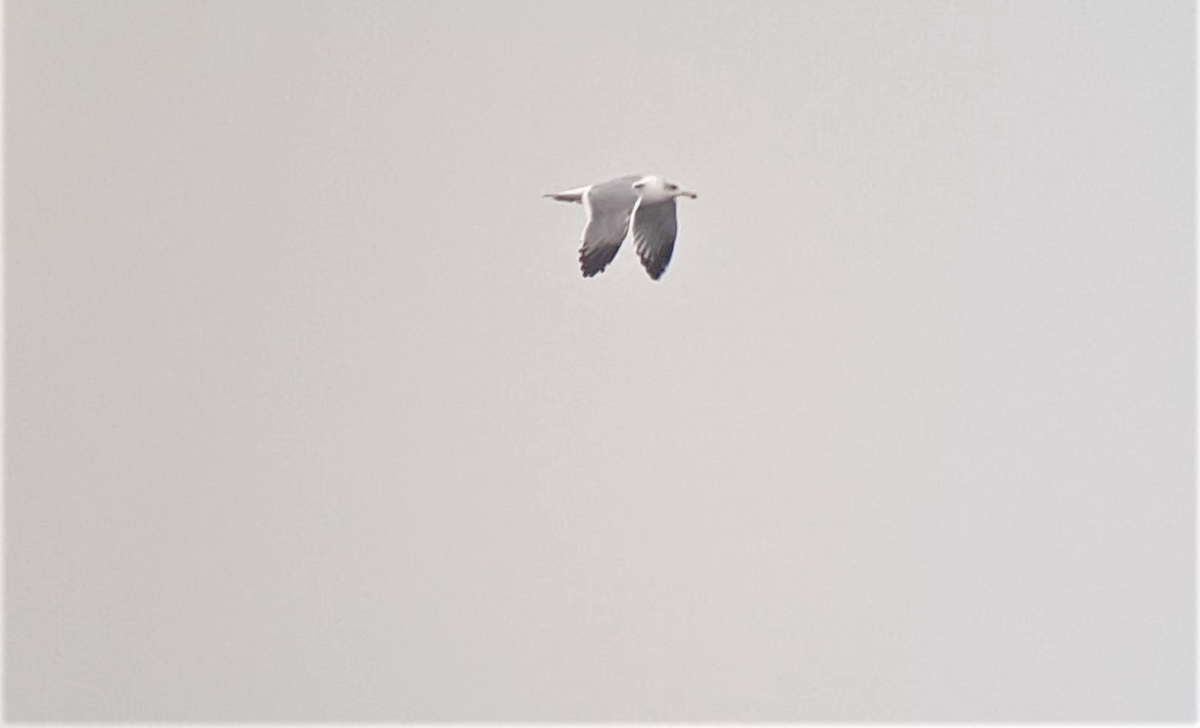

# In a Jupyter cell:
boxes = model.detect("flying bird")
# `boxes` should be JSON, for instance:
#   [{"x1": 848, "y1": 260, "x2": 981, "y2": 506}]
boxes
[{"x1": 545, "y1": 174, "x2": 697, "y2": 280}]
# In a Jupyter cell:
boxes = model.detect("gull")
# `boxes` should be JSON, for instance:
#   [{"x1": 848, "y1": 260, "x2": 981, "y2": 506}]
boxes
[{"x1": 545, "y1": 174, "x2": 697, "y2": 280}]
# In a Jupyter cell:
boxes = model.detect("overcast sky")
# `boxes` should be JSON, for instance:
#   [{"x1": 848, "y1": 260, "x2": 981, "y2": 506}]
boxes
[{"x1": 6, "y1": 0, "x2": 1195, "y2": 720}]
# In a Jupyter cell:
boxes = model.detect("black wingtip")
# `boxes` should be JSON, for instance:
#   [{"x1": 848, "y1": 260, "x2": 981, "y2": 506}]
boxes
[
  {"x1": 579, "y1": 256, "x2": 606, "y2": 278},
  {"x1": 579, "y1": 247, "x2": 616, "y2": 278},
  {"x1": 640, "y1": 256, "x2": 669, "y2": 280}
]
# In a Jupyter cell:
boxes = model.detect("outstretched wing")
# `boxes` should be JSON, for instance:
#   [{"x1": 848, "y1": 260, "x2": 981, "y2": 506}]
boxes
[
  {"x1": 631, "y1": 197, "x2": 678, "y2": 280},
  {"x1": 579, "y1": 176, "x2": 640, "y2": 277}
]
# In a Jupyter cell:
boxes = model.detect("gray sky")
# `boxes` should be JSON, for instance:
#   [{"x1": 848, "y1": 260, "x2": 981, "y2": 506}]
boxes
[{"x1": 6, "y1": 0, "x2": 1195, "y2": 720}]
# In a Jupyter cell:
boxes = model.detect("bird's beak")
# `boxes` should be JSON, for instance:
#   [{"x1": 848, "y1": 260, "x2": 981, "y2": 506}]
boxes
[{"x1": 681, "y1": 190, "x2": 697, "y2": 199}]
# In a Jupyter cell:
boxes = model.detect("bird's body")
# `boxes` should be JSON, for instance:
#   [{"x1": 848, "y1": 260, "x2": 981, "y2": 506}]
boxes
[{"x1": 545, "y1": 174, "x2": 697, "y2": 280}]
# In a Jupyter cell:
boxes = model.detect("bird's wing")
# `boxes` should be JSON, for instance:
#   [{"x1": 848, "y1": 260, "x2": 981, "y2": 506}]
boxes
[
  {"x1": 579, "y1": 176, "x2": 641, "y2": 277},
  {"x1": 631, "y1": 197, "x2": 678, "y2": 280}
]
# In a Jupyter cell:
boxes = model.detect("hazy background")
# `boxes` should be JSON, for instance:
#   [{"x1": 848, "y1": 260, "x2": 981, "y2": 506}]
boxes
[{"x1": 6, "y1": 0, "x2": 1194, "y2": 720}]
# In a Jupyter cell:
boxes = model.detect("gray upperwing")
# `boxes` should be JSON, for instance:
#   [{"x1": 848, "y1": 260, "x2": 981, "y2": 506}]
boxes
[
  {"x1": 631, "y1": 197, "x2": 678, "y2": 280},
  {"x1": 579, "y1": 176, "x2": 641, "y2": 277}
]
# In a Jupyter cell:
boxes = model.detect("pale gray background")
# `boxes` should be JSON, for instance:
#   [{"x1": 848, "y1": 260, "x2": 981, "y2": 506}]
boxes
[{"x1": 6, "y1": 0, "x2": 1195, "y2": 721}]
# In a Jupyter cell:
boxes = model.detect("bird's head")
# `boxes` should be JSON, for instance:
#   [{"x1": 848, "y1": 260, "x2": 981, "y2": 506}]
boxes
[{"x1": 632, "y1": 175, "x2": 697, "y2": 202}]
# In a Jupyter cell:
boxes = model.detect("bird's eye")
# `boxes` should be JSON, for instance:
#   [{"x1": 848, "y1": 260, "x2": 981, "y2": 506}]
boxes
[{"x1": 667, "y1": 184, "x2": 677, "y2": 191}]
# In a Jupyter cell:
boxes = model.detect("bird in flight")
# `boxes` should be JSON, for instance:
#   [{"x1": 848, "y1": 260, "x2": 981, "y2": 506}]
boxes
[{"x1": 545, "y1": 174, "x2": 697, "y2": 280}]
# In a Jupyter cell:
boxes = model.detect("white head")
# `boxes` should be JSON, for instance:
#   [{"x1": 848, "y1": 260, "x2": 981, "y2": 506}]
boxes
[{"x1": 632, "y1": 175, "x2": 698, "y2": 203}]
